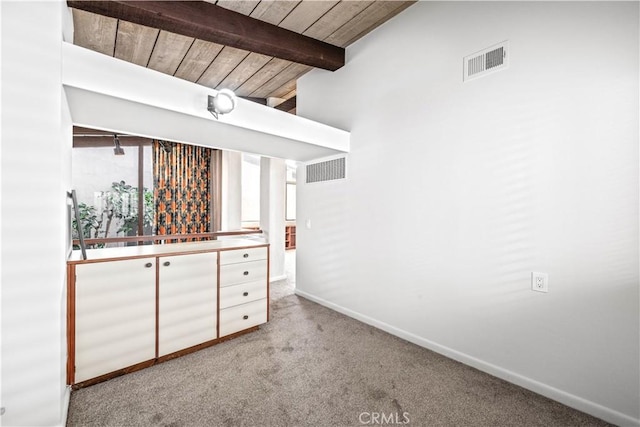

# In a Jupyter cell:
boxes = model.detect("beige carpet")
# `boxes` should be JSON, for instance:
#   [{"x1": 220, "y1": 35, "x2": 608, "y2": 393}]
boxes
[{"x1": 67, "y1": 263, "x2": 611, "y2": 426}]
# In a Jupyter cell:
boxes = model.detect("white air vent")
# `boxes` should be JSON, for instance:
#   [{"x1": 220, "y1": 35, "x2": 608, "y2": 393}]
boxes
[
  {"x1": 306, "y1": 157, "x2": 346, "y2": 183},
  {"x1": 464, "y1": 41, "x2": 509, "y2": 81}
]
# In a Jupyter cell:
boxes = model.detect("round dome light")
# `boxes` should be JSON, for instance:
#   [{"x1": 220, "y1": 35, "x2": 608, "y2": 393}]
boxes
[{"x1": 212, "y1": 89, "x2": 237, "y2": 115}]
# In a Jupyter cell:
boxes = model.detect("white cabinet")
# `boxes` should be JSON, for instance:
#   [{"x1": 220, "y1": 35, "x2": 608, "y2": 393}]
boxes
[
  {"x1": 68, "y1": 240, "x2": 269, "y2": 386},
  {"x1": 74, "y1": 258, "x2": 156, "y2": 383},
  {"x1": 158, "y1": 252, "x2": 217, "y2": 357},
  {"x1": 219, "y1": 247, "x2": 269, "y2": 337}
]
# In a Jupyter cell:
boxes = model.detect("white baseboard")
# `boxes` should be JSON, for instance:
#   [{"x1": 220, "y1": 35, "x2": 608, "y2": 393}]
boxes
[
  {"x1": 295, "y1": 289, "x2": 640, "y2": 427},
  {"x1": 269, "y1": 274, "x2": 287, "y2": 283}
]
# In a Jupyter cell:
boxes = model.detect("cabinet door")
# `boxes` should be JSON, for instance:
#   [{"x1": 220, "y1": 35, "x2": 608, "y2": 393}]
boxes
[
  {"x1": 158, "y1": 252, "x2": 217, "y2": 357},
  {"x1": 74, "y1": 258, "x2": 156, "y2": 383}
]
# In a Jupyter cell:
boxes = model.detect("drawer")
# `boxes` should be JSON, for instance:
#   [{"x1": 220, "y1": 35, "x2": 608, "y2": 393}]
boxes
[
  {"x1": 220, "y1": 259, "x2": 267, "y2": 287},
  {"x1": 219, "y1": 280, "x2": 267, "y2": 309},
  {"x1": 219, "y1": 247, "x2": 267, "y2": 265},
  {"x1": 219, "y1": 298, "x2": 267, "y2": 337}
]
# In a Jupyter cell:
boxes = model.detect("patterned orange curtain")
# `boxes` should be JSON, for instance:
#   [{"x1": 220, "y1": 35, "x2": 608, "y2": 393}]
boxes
[{"x1": 153, "y1": 141, "x2": 212, "y2": 241}]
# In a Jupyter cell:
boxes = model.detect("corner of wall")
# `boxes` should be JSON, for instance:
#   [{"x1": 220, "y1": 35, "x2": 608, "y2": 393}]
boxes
[{"x1": 61, "y1": 2, "x2": 74, "y2": 43}]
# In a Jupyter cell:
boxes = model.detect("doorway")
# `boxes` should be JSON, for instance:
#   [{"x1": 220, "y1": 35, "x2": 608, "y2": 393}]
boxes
[{"x1": 240, "y1": 154, "x2": 297, "y2": 297}]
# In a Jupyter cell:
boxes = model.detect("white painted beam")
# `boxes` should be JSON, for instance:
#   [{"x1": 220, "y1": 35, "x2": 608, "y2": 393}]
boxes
[{"x1": 61, "y1": 42, "x2": 349, "y2": 162}]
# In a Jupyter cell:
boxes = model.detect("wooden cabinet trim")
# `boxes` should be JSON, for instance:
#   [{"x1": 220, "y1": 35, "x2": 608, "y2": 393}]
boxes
[
  {"x1": 216, "y1": 251, "x2": 221, "y2": 340},
  {"x1": 71, "y1": 359, "x2": 156, "y2": 390},
  {"x1": 155, "y1": 258, "x2": 160, "y2": 359},
  {"x1": 66, "y1": 264, "x2": 76, "y2": 385}
]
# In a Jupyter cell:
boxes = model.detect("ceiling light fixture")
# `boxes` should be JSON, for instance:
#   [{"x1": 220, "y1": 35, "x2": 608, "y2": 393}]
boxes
[
  {"x1": 113, "y1": 134, "x2": 125, "y2": 155},
  {"x1": 208, "y1": 89, "x2": 237, "y2": 119}
]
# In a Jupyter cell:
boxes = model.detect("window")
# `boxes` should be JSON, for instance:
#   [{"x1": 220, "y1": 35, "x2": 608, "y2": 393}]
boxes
[
  {"x1": 72, "y1": 128, "x2": 221, "y2": 247},
  {"x1": 71, "y1": 138, "x2": 154, "y2": 247}
]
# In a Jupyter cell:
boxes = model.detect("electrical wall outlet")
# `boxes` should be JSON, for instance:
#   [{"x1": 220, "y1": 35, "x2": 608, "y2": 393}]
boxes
[{"x1": 531, "y1": 272, "x2": 548, "y2": 293}]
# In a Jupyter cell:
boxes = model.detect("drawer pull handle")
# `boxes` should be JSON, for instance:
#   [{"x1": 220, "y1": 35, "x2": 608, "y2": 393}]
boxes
[
  {"x1": 243, "y1": 253, "x2": 249, "y2": 258},
  {"x1": 243, "y1": 271, "x2": 249, "y2": 276},
  {"x1": 145, "y1": 262, "x2": 153, "y2": 268},
  {"x1": 243, "y1": 292, "x2": 249, "y2": 297},
  {"x1": 243, "y1": 315, "x2": 249, "y2": 320},
  {"x1": 163, "y1": 261, "x2": 170, "y2": 267}
]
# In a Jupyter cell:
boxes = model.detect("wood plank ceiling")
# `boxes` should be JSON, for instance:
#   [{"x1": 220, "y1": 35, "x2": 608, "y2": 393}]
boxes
[{"x1": 69, "y1": 1, "x2": 415, "y2": 114}]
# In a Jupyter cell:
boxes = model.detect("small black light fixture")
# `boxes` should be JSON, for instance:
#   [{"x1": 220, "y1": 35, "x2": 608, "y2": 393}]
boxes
[
  {"x1": 113, "y1": 134, "x2": 125, "y2": 155},
  {"x1": 208, "y1": 89, "x2": 237, "y2": 119}
]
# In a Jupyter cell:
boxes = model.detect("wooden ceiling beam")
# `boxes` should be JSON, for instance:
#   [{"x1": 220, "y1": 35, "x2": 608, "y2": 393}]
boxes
[
  {"x1": 275, "y1": 96, "x2": 297, "y2": 113},
  {"x1": 73, "y1": 136, "x2": 153, "y2": 148},
  {"x1": 240, "y1": 97, "x2": 268, "y2": 105},
  {"x1": 67, "y1": 1, "x2": 345, "y2": 71},
  {"x1": 72, "y1": 126, "x2": 153, "y2": 147}
]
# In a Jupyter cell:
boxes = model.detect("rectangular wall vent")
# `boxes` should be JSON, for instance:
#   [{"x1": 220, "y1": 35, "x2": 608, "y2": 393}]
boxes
[
  {"x1": 464, "y1": 41, "x2": 509, "y2": 81},
  {"x1": 306, "y1": 157, "x2": 346, "y2": 183}
]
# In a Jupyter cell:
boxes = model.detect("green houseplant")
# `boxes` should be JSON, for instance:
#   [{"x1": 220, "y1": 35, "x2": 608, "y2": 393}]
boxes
[{"x1": 72, "y1": 180, "x2": 155, "y2": 247}]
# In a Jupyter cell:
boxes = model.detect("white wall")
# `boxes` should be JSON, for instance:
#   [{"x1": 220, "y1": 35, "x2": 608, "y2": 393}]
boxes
[
  {"x1": 221, "y1": 151, "x2": 243, "y2": 231},
  {"x1": 296, "y1": 2, "x2": 639, "y2": 425},
  {"x1": 260, "y1": 158, "x2": 286, "y2": 281},
  {"x1": 241, "y1": 154, "x2": 261, "y2": 224},
  {"x1": 1, "y1": 1, "x2": 71, "y2": 425}
]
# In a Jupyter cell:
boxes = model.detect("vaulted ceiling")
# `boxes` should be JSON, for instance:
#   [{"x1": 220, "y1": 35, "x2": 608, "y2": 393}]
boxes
[{"x1": 68, "y1": 1, "x2": 415, "y2": 114}]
